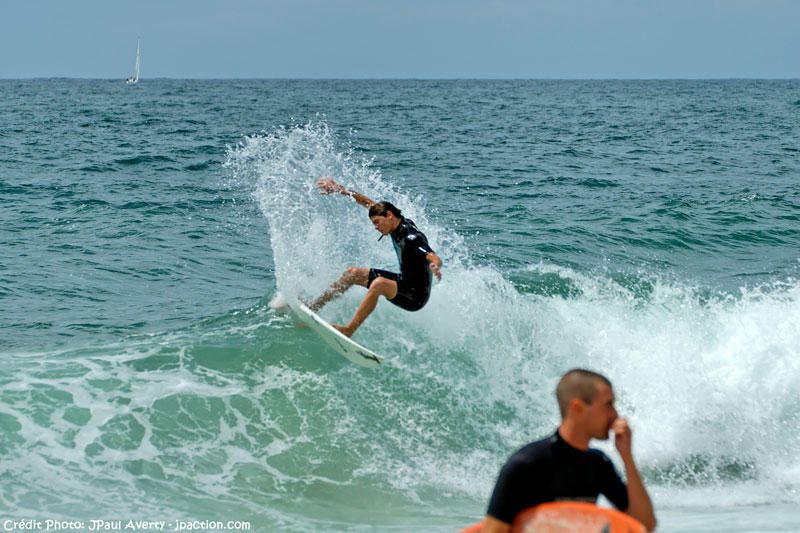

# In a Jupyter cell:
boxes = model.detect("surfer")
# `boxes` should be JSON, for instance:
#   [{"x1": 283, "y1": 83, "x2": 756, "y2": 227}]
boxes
[
  {"x1": 308, "y1": 177, "x2": 442, "y2": 337},
  {"x1": 481, "y1": 369, "x2": 657, "y2": 533}
]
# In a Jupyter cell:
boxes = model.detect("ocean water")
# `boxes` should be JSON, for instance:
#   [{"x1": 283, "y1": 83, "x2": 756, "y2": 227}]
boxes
[{"x1": 1, "y1": 79, "x2": 799, "y2": 532}]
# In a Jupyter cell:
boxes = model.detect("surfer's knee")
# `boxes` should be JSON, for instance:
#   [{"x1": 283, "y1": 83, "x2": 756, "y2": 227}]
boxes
[
  {"x1": 341, "y1": 266, "x2": 360, "y2": 283},
  {"x1": 342, "y1": 267, "x2": 369, "y2": 286},
  {"x1": 368, "y1": 276, "x2": 397, "y2": 298}
]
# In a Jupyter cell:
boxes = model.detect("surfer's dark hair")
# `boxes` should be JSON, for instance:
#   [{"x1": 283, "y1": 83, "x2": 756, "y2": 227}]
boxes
[
  {"x1": 555, "y1": 369, "x2": 613, "y2": 418},
  {"x1": 369, "y1": 201, "x2": 402, "y2": 218}
]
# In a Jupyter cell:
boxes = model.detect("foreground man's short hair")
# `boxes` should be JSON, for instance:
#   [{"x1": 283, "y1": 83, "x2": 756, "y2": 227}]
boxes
[{"x1": 556, "y1": 369, "x2": 613, "y2": 418}]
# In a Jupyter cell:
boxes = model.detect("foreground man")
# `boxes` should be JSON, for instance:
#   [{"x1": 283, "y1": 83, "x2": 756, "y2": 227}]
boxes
[{"x1": 482, "y1": 369, "x2": 657, "y2": 532}]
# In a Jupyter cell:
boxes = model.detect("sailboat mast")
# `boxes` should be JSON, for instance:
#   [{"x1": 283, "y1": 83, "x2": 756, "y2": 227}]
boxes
[
  {"x1": 134, "y1": 39, "x2": 141, "y2": 81},
  {"x1": 125, "y1": 38, "x2": 141, "y2": 84}
]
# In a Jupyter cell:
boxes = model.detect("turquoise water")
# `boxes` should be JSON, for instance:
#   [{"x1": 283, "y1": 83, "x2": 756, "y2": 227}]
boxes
[{"x1": 2, "y1": 79, "x2": 800, "y2": 532}]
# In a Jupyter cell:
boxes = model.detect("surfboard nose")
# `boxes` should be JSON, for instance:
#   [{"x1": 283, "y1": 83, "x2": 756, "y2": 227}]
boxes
[{"x1": 269, "y1": 292, "x2": 290, "y2": 312}]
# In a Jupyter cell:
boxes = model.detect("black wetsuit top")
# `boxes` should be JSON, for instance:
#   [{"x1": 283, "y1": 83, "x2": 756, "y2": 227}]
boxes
[
  {"x1": 486, "y1": 431, "x2": 629, "y2": 525},
  {"x1": 368, "y1": 216, "x2": 435, "y2": 311}
]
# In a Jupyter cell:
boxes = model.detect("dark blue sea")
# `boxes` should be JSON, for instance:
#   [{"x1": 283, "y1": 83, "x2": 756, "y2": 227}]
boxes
[{"x1": 2, "y1": 79, "x2": 800, "y2": 532}]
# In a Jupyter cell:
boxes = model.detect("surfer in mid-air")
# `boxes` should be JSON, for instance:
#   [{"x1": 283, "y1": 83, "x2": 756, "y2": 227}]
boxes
[{"x1": 308, "y1": 177, "x2": 442, "y2": 337}]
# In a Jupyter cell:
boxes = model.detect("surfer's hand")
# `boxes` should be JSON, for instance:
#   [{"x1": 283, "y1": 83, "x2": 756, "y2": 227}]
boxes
[
  {"x1": 612, "y1": 418, "x2": 633, "y2": 458},
  {"x1": 317, "y1": 177, "x2": 344, "y2": 195},
  {"x1": 429, "y1": 262, "x2": 442, "y2": 281},
  {"x1": 426, "y1": 253, "x2": 442, "y2": 281}
]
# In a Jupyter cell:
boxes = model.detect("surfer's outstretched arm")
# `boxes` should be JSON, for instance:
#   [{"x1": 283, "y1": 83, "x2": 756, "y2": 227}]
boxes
[{"x1": 317, "y1": 177, "x2": 375, "y2": 209}]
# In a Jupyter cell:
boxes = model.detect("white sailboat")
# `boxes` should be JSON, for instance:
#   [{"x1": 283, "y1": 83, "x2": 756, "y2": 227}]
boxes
[{"x1": 125, "y1": 39, "x2": 141, "y2": 84}]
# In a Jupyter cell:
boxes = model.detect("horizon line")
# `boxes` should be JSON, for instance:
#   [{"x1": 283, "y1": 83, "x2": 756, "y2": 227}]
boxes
[{"x1": 2, "y1": 76, "x2": 799, "y2": 82}]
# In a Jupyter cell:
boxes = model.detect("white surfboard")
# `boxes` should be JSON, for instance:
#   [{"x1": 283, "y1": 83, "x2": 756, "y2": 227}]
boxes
[{"x1": 291, "y1": 301, "x2": 383, "y2": 369}]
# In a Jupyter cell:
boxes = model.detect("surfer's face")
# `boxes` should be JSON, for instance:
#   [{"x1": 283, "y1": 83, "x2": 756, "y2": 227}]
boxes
[{"x1": 370, "y1": 214, "x2": 394, "y2": 235}]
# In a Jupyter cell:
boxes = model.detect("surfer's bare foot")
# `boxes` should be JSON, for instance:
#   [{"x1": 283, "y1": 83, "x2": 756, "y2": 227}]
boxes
[{"x1": 333, "y1": 324, "x2": 355, "y2": 337}]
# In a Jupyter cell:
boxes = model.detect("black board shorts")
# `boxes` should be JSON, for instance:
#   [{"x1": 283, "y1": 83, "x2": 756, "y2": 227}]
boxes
[{"x1": 368, "y1": 268, "x2": 431, "y2": 311}]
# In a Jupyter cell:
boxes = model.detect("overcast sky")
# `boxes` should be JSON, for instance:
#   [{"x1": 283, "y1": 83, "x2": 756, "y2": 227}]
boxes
[{"x1": 1, "y1": 0, "x2": 798, "y2": 79}]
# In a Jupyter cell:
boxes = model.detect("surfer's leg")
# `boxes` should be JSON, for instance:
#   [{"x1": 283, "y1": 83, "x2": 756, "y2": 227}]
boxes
[
  {"x1": 335, "y1": 276, "x2": 398, "y2": 337},
  {"x1": 308, "y1": 267, "x2": 369, "y2": 311}
]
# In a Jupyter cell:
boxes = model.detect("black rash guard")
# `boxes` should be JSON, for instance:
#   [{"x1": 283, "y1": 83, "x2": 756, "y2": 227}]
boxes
[
  {"x1": 486, "y1": 431, "x2": 629, "y2": 525},
  {"x1": 368, "y1": 216, "x2": 435, "y2": 311}
]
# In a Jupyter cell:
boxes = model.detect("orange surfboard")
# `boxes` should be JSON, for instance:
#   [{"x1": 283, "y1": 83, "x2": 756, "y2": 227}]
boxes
[{"x1": 460, "y1": 502, "x2": 645, "y2": 533}]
